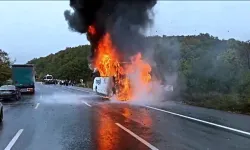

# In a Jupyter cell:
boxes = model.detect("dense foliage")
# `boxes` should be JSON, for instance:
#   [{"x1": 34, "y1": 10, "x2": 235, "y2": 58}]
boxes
[
  {"x1": 28, "y1": 34, "x2": 250, "y2": 113},
  {"x1": 27, "y1": 45, "x2": 92, "y2": 83},
  {"x1": 0, "y1": 49, "x2": 11, "y2": 85},
  {"x1": 149, "y1": 33, "x2": 250, "y2": 113}
]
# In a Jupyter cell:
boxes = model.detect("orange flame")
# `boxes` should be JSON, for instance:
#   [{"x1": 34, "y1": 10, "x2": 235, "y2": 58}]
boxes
[
  {"x1": 88, "y1": 25, "x2": 96, "y2": 35},
  {"x1": 95, "y1": 33, "x2": 120, "y2": 77},
  {"x1": 90, "y1": 25, "x2": 152, "y2": 101},
  {"x1": 127, "y1": 53, "x2": 152, "y2": 84}
]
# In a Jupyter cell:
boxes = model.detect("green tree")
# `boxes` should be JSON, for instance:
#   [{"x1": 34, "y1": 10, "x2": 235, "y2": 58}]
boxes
[
  {"x1": 0, "y1": 49, "x2": 11, "y2": 85},
  {"x1": 28, "y1": 45, "x2": 92, "y2": 82}
]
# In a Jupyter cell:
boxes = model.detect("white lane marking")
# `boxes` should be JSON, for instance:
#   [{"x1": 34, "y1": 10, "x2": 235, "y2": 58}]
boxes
[
  {"x1": 146, "y1": 106, "x2": 250, "y2": 136},
  {"x1": 4, "y1": 129, "x2": 24, "y2": 150},
  {"x1": 82, "y1": 101, "x2": 91, "y2": 107},
  {"x1": 34, "y1": 103, "x2": 40, "y2": 109},
  {"x1": 115, "y1": 123, "x2": 159, "y2": 150}
]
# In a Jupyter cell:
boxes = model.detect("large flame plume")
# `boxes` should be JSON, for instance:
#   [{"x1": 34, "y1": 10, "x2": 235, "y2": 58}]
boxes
[
  {"x1": 88, "y1": 25, "x2": 152, "y2": 101},
  {"x1": 65, "y1": 0, "x2": 158, "y2": 101},
  {"x1": 64, "y1": 0, "x2": 157, "y2": 68}
]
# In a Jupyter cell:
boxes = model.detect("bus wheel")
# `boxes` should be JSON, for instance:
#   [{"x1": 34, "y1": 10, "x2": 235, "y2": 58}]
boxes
[
  {"x1": 112, "y1": 87, "x2": 116, "y2": 95},
  {"x1": 95, "y1": 86, "x2": 97, "y2": 93},
  {"x1": 0, "y1": 108, "x2": 3, "y2": 123}
]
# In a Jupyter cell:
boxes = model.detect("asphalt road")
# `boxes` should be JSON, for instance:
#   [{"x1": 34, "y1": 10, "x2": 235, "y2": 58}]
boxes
[{"x1": 0, "y1": 83, "x2": 249, "y2": 150}]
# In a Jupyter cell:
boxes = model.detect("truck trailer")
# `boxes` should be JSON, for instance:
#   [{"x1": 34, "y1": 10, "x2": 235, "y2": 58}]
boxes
[{"x1": 11, "y1": 64, "x2": 36, "y2": 94}]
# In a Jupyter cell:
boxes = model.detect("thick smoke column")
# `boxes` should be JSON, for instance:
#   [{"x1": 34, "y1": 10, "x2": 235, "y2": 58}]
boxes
[{"x1": 64, "y1": 0, "x2": 157, "y2": 65}]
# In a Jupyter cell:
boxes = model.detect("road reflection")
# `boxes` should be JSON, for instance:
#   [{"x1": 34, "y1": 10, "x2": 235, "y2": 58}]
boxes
[
  {"x1": 121, "y1": 106, "x2": 153, "y2": 127},
  {"x1": 92, "y1": 104, "x2": 154, "y2": 150},
  {"x1": 139, "y1": 108, "x2": 153, "y2": 127},
  {"x1": 96, "y1": 106, "x2": 121, "y2": 150},
  {"x1": 121, "y1": 107, "x2": 131, "y2": 123}
]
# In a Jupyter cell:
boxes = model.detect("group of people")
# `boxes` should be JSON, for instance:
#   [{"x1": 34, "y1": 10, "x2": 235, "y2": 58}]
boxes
[{"x1": 58, "y1": 80, "x2": 76, "y2": 86}]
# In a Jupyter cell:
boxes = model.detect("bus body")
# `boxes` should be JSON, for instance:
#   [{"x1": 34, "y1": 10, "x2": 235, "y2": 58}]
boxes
[
  {"x1": 91, "y1": 62, "x2": 171, "y2": 99},
  {"x1": 93, "y1": 77, "x2": 115, "y2": 98},
  {"x1": 92, "y1": 75, "x2": 173, "y2": 100},
  {"x1": 11, "y1": 64, "x2": 35, "y2": 94}
]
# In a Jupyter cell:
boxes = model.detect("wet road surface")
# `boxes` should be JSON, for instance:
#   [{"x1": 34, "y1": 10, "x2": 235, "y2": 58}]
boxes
[{"x1": 0, "y1": 83, "x2": 249, "y2": 150}]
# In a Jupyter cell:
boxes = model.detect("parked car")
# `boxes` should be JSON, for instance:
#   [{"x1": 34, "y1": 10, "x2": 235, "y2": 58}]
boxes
[
  {"x1": 0, "y1": 102, "x2": 3, "y2": 122},
  {"x1": 0, "y1": 85, "x2": 21, "y2": 101}
]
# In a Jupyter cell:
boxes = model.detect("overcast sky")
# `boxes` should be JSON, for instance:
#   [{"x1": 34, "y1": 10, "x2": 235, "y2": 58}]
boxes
[{"x1": 0, "y1": 1, "x2": 250, "y2": 63}]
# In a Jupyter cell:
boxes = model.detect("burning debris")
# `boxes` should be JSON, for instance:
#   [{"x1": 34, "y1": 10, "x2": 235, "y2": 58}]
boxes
[{"x1": 64, "y1": 0, "x2": 158, "y2": 101}]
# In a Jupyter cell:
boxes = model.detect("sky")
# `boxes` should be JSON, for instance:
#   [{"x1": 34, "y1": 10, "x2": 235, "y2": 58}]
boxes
[{"x1": 0, "y1": 1, "x2": 250, "y2": 63}]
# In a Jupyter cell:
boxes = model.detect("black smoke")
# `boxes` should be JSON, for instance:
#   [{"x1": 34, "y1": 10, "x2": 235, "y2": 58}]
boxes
[{"x1": 64, "y1": 0, "x2": 157, "y2": 63}]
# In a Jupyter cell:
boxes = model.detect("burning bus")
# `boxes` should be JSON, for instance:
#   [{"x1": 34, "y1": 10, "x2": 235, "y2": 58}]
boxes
[
  {"x1": 92, "y1": 62, "x2": 132, "y2": 100},
  {"x1": 91, "y1": 56, "x2": 157, "y2": 101},
  {"x1": 64, "y1": 0, "x2": 158, "y2": 101}
]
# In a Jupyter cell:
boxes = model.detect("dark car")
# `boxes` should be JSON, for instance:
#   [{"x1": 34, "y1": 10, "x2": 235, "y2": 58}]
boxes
[
  {"x1": 0, "y1": 85, "x2": 21, "y2": 101},
  {"x1": 0, "y1": 102, "x2": 3, "y2": 122}
]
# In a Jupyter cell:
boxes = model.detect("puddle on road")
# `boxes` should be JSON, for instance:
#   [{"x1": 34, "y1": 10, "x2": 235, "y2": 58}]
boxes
[{"x1": 39, "y1": 93, "x2": 99, "y2": 105}]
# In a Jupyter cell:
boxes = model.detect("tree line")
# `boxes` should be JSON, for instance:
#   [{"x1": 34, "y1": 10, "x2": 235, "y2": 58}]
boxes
[
  {"x1": 149, "y1": 33, "x2": 250, "y2": 113},
  {"x1": 27, "y1": 45, "x2": 92, "y2": 83},
  {"x1": 0, "y1": 49, "x2": 11, "y2": 86},
  {"x1": 28, "y1": 34, "x2": 250, "y2": 113}
]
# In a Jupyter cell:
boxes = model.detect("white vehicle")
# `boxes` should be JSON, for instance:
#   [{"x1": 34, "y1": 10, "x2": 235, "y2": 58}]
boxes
[
  {"x1": 93, "y1": 77, "x2": 115, "y2": 97},
  {"x1": 43, "y1": 74, "x2": 56, "y2": 84},
  {"x1": 92, "y1": 63, "x2": 172, "y2": 99}
]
